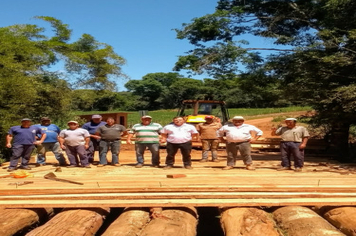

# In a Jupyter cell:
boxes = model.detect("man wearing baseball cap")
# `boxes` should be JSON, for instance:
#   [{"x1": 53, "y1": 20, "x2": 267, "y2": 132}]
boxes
[
  {"x1": 6, "y1": 118, "x2": 46, "y2": 172},
  {"x1": 127, "y1": 115, "x2": 163, "y2": 168},
  {"x1": 196, "y1": 115, "x2": 222, "y2": 162},
  {"x1": 217, "y1": 116, "x2": 263, "y2": 170},
  {"x1": 82, "y1": 114, "x2": 106, "y2": 164},
  {"x1": 271, "y1": 118, "x2": 310, "y2": 172},
  {"x1": 58, "y1": 121, "x2": 91, "y2": 168},
  {"x1": 34, "y1": 117, "x2": 67, "y2": 166}
]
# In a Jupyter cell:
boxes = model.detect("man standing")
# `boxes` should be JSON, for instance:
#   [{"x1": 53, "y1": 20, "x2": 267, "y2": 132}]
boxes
[
  {"x1": 58, "y1": 121, "x2": 91, "y2": 168},
  {"x1": 127, "y1": 115, "x2": 163, "y2": 168},
  {"x1": 6, "y1": 118, "x2": 46, "y2": 172},
  {"x1": 217, "y1": 116, "x2": 263, "y2": 170},
  {"x1": 271, "y1": 118, "x2": 310, "y2": 172},
  {"x1": 160, "y1": 116, "x2": 198, "y2": 169},
  {"x1": 95, "y1": 117, "x2": 127, "y2": 167},
  {"x1": 34, "y1": 117, "x2": 67, "y2": 166},
  {"x1": 196, "y1": 115, "x2": 222, "y2": 162},
  {"x1": 82, "y1": 114, "x2": 106, "y2": 163}
]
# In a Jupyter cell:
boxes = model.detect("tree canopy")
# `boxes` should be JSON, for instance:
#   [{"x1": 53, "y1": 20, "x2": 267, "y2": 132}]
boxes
[
  {"x1": 0, "y1": 16, "x2": 127, "y2": 157},
  {"x1": 174, "y1": 0, "x2": 356, "y2": 160}
]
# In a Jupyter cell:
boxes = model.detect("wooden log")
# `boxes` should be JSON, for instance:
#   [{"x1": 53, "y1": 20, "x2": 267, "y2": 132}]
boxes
[
  {"x1": 101, "y1": 207, "x2": 150, "y2": 236},
  {"x1": 139, "y1": 207, "x2": 198, "y2": 236},
  {"x1": 26, "y1": 207, "x2": 110, "y2": 236},
  {"x1": 220, "y1": 207, "x2": 279, "y2": 236},
  {"x1": 273, "y1": 206, "x2": 345, "y2": 236},
  {"x1": 0, "y1": 208, "x2": 53, "y2": 236},
  {"x1": 321, "y1": 207, "x2": 356, "y2": 236}
]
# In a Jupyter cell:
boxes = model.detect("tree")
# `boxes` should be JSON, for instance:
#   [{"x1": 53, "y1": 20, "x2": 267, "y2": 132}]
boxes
[
  {"x1": 0, "y1": 16, "x2": 127, "y2": 158},
  {"x1": 125, "y1": 78, "x2": 164, "y2": 110},
  {"x1": 142, "y1": 72, "x2": 184, "y2": 87},
  {"x1": 124, "y1": 73, "x2": 208, "y2": 110},
  {"x1": 66, "y1": 33, "x2": 127, "y2": 90},
  {"x1": 174, "y1": 0, "x2": 356, "y2": 161},
  {"x1": 165, "y1": 78, "x2": 205, "y2": 107}
]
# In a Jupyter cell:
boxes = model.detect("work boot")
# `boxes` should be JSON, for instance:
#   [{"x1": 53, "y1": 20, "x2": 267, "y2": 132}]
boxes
[
  {"x1": 113, "y1": 163, "x2": 121, "y2": 167},
  {"x1": 97, "y1": 164, "x2": 105, "y2": 167},
  {"x1": 163, "y1": 165, "x2": 173, "y2": 170},
  {"x1": 184, "y1": 165, "x2": 193, "y2": 170},
  {"x1": 294, "y1": 167, "x2": 303, "y2": 172},
  {"x1": 135, "y1": 164, "x2": 143, "y2": 168},
  {"x1": 212, "y1": 159, "x2": 220, "y2": 162},
  {"x1": 199, "y1": 159, "x2": 208, "y2": 163},
  {"x1": 7, "y1": 168, "x2": 16, "y2": 172}
]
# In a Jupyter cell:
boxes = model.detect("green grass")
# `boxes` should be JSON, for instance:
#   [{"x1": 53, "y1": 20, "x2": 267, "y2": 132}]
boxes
[{"x1": 76, "y1": 106, "x2": 311, "y2": 127}]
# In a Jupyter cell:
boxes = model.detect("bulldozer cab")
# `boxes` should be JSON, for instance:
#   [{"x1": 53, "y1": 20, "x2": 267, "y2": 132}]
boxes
[{"x1": 177, "y1": 100, "x2": 230, "y2": 125}]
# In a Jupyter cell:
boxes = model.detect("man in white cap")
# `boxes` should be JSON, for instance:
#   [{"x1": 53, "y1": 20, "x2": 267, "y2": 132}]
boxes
[
  {"x1": 127, "y1": 115, "x2": 163, "y2": 168},
  {"x1": 82, "y1": 114, "x2": 106, "y2": 163},
  {"x1": 271, "y1": 118, "x2": 310, "y2": 172},
  {"x1": 217, "y1": 116, "x2": 263, "y2": 170},
  {"x1": 58, "y1": 121, "x2": 91, "y2": 168}
]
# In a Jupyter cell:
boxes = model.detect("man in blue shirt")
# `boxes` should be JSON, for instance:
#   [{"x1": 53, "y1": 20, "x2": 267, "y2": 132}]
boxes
[
  {"x1": 6, "y1": 118, "x2": 46, "y2": 172},
  {"x1": 34, "y1": 117, "x2": 67, "y2": 166},
  {"x1": 82, "y1": 114, "x2": 106, "y2": 163}
]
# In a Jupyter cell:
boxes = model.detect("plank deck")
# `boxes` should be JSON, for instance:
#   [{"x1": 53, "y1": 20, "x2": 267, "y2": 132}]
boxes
[{"x1": 1, "y1": 147, "x2": 355, "y2": 208}]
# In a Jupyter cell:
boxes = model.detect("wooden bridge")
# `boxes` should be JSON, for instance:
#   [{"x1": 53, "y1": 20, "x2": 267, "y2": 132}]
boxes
[{"x1": 1, "y1": 146, "x2": 355, "y2": 208}]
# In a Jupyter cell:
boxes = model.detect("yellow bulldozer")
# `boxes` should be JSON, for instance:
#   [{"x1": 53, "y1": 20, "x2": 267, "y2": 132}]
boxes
[
  {"x1": 177, "y1": 100, "x2": 230, "y2": 147},
  {"x1": 177, "y1": 100, "x2": 230, "y2": 125}
]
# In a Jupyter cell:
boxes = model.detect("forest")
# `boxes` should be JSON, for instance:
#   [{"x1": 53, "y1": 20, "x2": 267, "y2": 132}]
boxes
[{"x1": 1, "y1": 0, "x2": 356, "y2": 161}]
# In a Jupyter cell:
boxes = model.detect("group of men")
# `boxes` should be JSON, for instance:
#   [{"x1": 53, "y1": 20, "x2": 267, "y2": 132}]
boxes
[{"x1": 5, "y1": 114, "x2": 310, "y2": 172}]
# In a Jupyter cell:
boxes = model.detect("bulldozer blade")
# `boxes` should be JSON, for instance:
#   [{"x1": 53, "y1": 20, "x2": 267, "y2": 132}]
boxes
[{"x1": 44, "y1": 172, "x2": 84, "y2": 185}]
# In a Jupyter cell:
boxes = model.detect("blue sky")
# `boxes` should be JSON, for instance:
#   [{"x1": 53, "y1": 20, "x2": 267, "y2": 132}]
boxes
[{"x1": 0, "y1": 0, "x2": 279, "y2": 91}]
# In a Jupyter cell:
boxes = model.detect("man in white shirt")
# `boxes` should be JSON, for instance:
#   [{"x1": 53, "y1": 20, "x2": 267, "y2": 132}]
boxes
[
  {"x1": 160, "y1": 117, "x2": 198, "y2": 169},
  {"x1": 58, "y1": 121, "x2": 91, "y2": 168},
  {"x1": 217, "y1": 116, "x2": 263, "y2": 170}
]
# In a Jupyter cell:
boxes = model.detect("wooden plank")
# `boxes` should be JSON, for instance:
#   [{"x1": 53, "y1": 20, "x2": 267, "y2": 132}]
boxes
[
  {"x1": 3, "y1": 186, "x2": 356, "y2": 197},
  {"x1": 2, "y1": 191, "x2": 356, "y2": 201},
  {"x1": 2, "y1": 198, "x2": 356, "y2": 208}
]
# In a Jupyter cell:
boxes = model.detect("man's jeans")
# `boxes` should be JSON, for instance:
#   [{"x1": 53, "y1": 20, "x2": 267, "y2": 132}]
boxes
[
  {"x1": 280, "y1": 142, "x2": 304, "y2": 168},
  {"x1": 87, "y1": 137, "x2": 100, "y2": 163},
  {"x1": 166, "y1": 141, "x2": 192, "y2": 167},
  {"x1": 226, "y1": 141, "x2": 252, "y2": 166},
  {"x1": 99, "y1": 140, "x2": 121, "y2": 165},
  {"x1": 201, "y1": 139, "x2": 219, "y2": 160},
  {"x1": 135, "y1": 143, "x2": 160, "y2": 165},
  {"x1": 65, "y1": 145, "x2": 89, "y2": 167},
  {"x1": 9, "y1": 144, "x2": 35, "y2": 168},
  {"x1": 36, "y1": 142, "x2": 66, "y2": 165}
]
